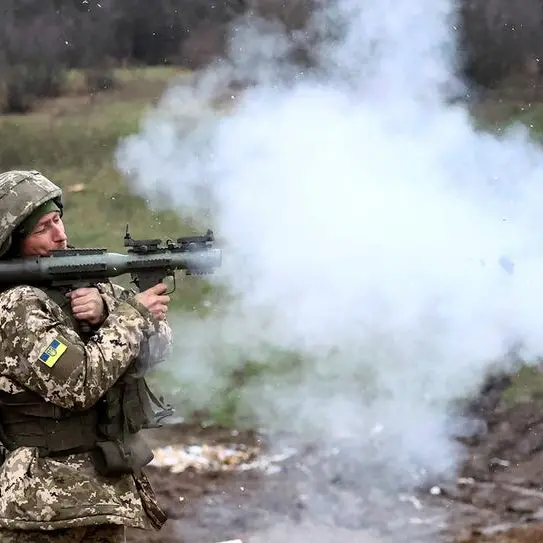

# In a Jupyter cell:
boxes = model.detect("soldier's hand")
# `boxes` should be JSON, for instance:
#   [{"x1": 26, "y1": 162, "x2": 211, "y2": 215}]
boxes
[
  {"x1": 68, "y1": 287, "x2": 106, "y2": 325},
  {"x1": 135, "y1": 283, "x2": 170, "y2": 321}
]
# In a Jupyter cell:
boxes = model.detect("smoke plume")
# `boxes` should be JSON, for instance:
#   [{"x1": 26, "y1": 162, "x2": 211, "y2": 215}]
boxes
[{"x1": 116, "y1": 0, "x2": 543, "y2": 511}]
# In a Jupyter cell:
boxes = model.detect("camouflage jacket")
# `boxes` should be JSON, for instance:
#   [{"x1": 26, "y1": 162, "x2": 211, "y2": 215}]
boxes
[{"x1": 0, "y1": 282, "x2": 172, "y2": 530}]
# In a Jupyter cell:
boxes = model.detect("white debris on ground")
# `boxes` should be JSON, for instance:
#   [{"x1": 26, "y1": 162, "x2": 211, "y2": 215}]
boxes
[{"x1": 149, "y1": 443, "x2": 297, "y2": 475}]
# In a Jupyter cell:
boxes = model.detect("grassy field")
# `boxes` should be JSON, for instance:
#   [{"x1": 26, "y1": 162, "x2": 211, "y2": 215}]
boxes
[
  {"x1": 0, "y1": 67, "x2": 214, "y2": 311},
  {"x1": 0, "y1": 67, "x2": 184, "y2": 248},
  {"x1": 1, "y1": 67, "x2": 542, "y2": 421}
]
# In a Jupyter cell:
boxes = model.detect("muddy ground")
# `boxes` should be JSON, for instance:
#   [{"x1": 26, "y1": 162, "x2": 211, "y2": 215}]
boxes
[{"x1": 126, "y1": 375, "x2": 543, "y2": 543}]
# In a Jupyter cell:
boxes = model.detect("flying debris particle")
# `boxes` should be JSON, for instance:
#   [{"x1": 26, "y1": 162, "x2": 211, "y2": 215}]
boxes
[{"x1": 499, "y1": 256, "x2": 515, "y2": 275}]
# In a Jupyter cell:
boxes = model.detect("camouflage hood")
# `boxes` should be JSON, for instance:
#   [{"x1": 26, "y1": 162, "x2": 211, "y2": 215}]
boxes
[{"x1": 0, "y1": 170, "x2": 63, "y2": 258}]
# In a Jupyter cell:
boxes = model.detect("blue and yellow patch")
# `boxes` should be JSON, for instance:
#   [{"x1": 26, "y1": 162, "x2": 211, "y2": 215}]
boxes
[{"x1": 38, "y1": 338, "x2": 67, "y2": 368}]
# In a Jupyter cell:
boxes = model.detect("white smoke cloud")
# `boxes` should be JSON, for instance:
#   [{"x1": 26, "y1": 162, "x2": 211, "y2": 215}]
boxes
[{"x1": 116, "y1": 0, "x2": 543, "y2": 495}]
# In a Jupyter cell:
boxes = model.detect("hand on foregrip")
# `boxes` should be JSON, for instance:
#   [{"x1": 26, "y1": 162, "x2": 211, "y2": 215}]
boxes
[
  {"x1": 135, "y1": 283, "x2": 170, "y2": 321},
  {"x1": 67, "y1": 287, "x2": 106, "y2": 325}
]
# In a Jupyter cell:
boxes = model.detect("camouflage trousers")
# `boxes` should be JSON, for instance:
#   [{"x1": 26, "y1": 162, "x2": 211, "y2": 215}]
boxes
[{"x1": 0, "y1": 525, "x2": 126, "y2": 542}]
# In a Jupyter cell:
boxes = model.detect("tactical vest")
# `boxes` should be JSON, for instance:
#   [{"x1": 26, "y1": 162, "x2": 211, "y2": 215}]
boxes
[{"x1": 0, "y1": 284, "x2": 173, "y2": 477}]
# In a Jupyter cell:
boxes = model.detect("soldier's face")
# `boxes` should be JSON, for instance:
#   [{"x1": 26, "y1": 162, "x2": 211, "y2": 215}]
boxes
[{"x1": 20, "y1": 211, "x2": 68, "y2": 257}]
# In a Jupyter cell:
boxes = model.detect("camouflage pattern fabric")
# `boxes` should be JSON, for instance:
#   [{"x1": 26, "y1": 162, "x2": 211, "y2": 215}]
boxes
[
  {"x1": 0, "y1": 524, "x2": 126, "y2": 542},
  {"x1": 0, "y1": 281, "x2": 172, "y2": 531}
]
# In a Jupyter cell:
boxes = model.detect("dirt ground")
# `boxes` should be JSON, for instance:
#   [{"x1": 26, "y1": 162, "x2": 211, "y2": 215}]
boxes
[{"x1": 126, "y1": 375, "x2": 543, "y2": 543}]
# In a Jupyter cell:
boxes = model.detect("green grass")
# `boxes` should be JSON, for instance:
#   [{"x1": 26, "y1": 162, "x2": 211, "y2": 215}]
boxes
[
  {"x1": 502, "y1": 365, "x2": 543, "y2": 403},
  {"x1": 472, "y1": 100, "x2": 543, "y2": 138}
]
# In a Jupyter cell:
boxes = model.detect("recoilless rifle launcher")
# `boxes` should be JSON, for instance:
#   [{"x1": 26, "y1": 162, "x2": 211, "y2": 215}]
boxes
[{"x1": 0, "y1": 226, "x2": 222, "y2": 293}]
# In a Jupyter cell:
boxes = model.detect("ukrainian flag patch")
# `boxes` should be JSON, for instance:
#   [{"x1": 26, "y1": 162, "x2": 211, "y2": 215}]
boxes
[{"x1": 38, "y1": 338, "x2": 67, "y2": 368}]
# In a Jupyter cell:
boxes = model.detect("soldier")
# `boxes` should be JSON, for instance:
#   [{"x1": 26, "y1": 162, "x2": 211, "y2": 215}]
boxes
[{"x1": 0, "y1": 170, "x2": 173, "y2": 542}]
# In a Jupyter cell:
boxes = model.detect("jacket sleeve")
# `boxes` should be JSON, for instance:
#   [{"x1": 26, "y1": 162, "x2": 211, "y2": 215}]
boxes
[
  {"x1": 0, "y1": 285, "x2": 160, "y2": 411},
  {"x1": 97, "y1": 281, "x2": 173, "y2": 369}
]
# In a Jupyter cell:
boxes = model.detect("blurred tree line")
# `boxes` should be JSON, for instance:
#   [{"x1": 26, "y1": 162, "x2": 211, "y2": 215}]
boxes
[{"x1": 1, "y1": 0, "x2": 542, "y2": 113}]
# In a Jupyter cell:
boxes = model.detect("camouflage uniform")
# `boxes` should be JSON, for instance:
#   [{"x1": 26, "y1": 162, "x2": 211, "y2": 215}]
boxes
[
  {"x1": 0, "y1": 524, "x2": 124, "y2": 542},
  {"x1": 0, "y1": 171, "x2": 173, "y2": 542}
]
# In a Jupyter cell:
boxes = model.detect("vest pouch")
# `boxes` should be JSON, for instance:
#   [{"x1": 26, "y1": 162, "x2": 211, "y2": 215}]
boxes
[
  {"x1": 92, "y1": 433, "x2": 154, "y2": 477},
  {"x1": 122, "y1": 376, "x2": 149, "y2": 434},
  {"x1": 123, "y1": 374, "x2": 173, "y2": 434}
]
